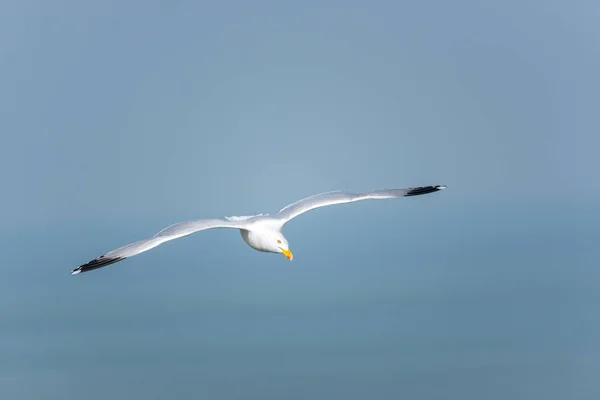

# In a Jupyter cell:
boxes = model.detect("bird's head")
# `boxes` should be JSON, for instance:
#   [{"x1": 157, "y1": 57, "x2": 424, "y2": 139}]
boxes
[{"x1": 274, "y1": 235, "x2": 293, "y2": 261}]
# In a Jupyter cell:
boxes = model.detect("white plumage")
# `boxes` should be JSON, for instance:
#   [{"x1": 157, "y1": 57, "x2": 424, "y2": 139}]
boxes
[{"x1": 72, "y1": 185, "x2": 447, "y2": 275}]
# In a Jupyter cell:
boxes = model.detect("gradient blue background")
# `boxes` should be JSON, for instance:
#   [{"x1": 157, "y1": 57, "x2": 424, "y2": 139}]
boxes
[{"x1": 1, "y1": 0, "x2": 597, "y2": 398}]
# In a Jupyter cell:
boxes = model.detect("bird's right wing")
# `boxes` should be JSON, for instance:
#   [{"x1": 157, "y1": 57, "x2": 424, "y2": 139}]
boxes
[
  {"x1": 275, "y1": 185, "x2": 447, "y2": 226},
  {"x1": 72, "y1": 218, "x2": 247, "y2": 275}
]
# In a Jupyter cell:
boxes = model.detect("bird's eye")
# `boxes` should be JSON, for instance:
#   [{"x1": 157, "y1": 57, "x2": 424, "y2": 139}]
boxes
[{"x1": 277, "y1": 240, "x2": 282, "y2": 244}]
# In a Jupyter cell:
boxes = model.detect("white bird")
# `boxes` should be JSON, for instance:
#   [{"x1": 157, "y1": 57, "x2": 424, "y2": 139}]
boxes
[{"x1": 71, "y1": 185, "x2": 447, "y2": 275}]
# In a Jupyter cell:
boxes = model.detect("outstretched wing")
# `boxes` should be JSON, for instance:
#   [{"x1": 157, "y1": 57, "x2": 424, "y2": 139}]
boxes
[
  {"x1": 72, "y1": 218, "x2": 247, "y2": 275},
  {"x1": 275, "y1": 185, "x2": 447, "y2": 225}
]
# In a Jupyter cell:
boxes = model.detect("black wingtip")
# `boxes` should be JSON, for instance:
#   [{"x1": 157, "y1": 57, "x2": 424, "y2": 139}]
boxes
[
  {"x1": 405, "y1": 185, "x2": 447, "y2": 197},
  {"x1": 71, "y1": 256, "x2": 126, "y2": 275}
]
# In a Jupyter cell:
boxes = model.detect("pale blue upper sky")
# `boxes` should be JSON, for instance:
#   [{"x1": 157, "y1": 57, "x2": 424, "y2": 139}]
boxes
[{"x1": 1, "y1": 1, "x2": 598, "y2": 399}]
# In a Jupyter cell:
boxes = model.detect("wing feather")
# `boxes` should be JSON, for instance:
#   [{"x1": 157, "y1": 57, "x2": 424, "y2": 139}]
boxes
[
  {"x1": 276, "y1": 185, "x2": 447, "y2": 225},
  {"x1": 72, "y1": 218, "x2": 246, "y2": 275}
]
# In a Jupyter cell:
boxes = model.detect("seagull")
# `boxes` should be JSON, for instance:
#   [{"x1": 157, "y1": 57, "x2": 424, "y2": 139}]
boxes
[{"x1": 71, "y1": 185, "x2": 447, "y2": 275}]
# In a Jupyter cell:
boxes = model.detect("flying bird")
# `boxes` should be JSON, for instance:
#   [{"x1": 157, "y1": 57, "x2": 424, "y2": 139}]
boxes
[{"x1": 71, "y1": 185, "x2": 447, "y2": 275}]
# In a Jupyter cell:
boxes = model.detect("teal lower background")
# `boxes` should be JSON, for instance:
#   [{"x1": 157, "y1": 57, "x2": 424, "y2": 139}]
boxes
[{"x1": 1, "y1": 200, "x2": 596, "y2": 399}]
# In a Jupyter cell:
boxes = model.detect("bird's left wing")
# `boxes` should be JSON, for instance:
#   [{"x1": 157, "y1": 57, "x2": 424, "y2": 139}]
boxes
[
  {"x1": 275, "y1": 185, "x2": 447, "y2": 226},
  {"x1": 72, "y1": 218, "x2": 247, "y2": 275}
]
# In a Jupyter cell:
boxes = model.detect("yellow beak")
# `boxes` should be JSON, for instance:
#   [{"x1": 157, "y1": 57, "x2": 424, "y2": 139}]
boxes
[{"x1": 281, "y1": 248, "x2": 293, "y2": 261}]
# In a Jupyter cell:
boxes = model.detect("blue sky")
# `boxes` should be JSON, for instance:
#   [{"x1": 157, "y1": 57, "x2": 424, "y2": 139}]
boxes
[{"x1": 1, "y1": 1, "x2": 598, "y2": 399}]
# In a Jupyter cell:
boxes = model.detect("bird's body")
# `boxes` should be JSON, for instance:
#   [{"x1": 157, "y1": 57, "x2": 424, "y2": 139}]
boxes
[
  {"x1": 240, "y1": 227, "x2": 283, "y2": 254},
  {"x1": 72, "y1": 185, "x2": 447, "y2": 275}
]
